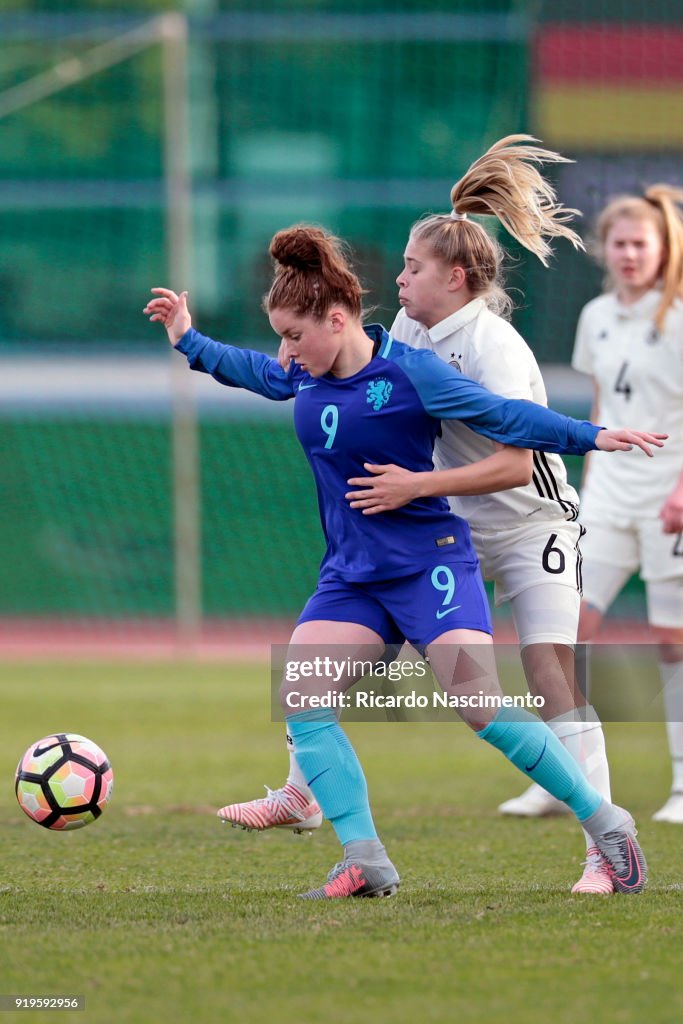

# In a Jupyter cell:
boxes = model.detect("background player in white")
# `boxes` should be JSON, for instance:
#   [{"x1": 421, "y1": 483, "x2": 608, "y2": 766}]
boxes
[
  {"x1": 571, "y1": 185, "x2": 683, "y2": 824},
  {"x1": 219, "y1": 138, "x2": 656, "y2": 895}
]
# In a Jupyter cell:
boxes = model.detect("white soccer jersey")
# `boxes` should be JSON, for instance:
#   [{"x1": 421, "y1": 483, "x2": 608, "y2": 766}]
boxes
[
  {"x1": 571, "y1": 289, "x2": 683, "y2": 520},
  {"x1": 390, "y1": 300, "x2": 579, "y2": 531}
]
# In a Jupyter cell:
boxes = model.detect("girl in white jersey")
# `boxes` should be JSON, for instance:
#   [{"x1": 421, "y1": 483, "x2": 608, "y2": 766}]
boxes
[
  {"x1": 349, "y1": 137, "x2": 615, "y2": 894},
  {"x1": 219, "y1": 138, "x2": 654, "y2": 896},
  {"x1": 572, "y1": 186, "x2": 683, "y2": 824}
]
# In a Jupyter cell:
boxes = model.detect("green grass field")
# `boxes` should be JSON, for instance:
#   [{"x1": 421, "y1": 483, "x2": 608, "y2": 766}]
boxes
[{"x1": 1, "y1": 661, "x2": 682, "y2": 1024}]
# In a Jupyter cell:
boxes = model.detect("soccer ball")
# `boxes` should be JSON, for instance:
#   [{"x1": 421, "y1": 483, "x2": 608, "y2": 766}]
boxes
[{"x1": 15, "y1": 733, "x2": 114, "y2": 831}]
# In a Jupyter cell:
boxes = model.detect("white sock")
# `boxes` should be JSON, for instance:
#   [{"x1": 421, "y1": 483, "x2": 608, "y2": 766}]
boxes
[
  {"x1": 285, "y1": 730, "x2": 314, "y2": 801},
  {"x1": 660, "y1": 661, "x2": 683, "y2": 793},
  {"x1": 549, "y1": 705, "x2": 612, "y2": 850}
]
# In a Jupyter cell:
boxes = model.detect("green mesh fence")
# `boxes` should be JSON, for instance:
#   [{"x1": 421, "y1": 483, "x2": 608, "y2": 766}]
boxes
[
  {"x1": 0, "y1": 3, "x2": 531, "y2": 622},
  {"x1": 1, "y1": 414, "x2": 321, "y2": 617},
  {"x1": 0, "y1": 2, "x2": 530, "y2": 350},
  {"x1": 1, "y1": 1, "x2": 668, "y2": 622},
  {"x1": 1, "y1": 418, "x2": 174, "y2": 616}
]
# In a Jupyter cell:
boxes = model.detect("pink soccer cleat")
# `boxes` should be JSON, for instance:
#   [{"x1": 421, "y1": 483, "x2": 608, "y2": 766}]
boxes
[
  {"x1": 218, "y1": 783, "x2": 322, "y2": 834},
  {"x1": 571, "y1": 846, "x2": 615, "y2": 895}
]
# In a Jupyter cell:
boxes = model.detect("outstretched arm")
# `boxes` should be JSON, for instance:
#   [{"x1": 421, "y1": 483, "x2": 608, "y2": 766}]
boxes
[
  {"x1": 399, "y1": 348, "x2": 666, "y2": 457},
  {"x1": 143, "y1": 288, "x2": 295, "y2": 402},
  {"x1": 346, "y1": 445, "x2": 532, "y2": 515}
]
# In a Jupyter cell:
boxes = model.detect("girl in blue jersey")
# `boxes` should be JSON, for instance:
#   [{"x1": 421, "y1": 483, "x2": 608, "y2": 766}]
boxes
[
  {"x1": 144, "y1": 225, "x2": 660, "y2": 900},
  {"x1": 216, "y1": 139, "x2": 656, "y2": 896}
]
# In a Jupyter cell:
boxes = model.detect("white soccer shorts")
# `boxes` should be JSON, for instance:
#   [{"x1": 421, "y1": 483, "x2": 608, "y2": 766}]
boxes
[
  {"x1": 580, "y1": 516, "x2": 683, "y2": 628},
  {"x1": 470, "y1": 520, "x2": 584, "y2": 647}
]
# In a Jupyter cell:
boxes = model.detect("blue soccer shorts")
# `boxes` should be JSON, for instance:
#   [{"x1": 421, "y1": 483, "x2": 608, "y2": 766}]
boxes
[{"x1": 298, "y1": 553, "x2": 492, "y2": 648}]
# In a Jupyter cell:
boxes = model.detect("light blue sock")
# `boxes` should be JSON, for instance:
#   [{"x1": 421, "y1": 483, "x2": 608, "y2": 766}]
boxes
[
  {"x1": 478, "y1": 708, "x2": 602, "y2": 821},
  {"x1": 286, "y1": 711, "x2": 377, "y2": 845}
]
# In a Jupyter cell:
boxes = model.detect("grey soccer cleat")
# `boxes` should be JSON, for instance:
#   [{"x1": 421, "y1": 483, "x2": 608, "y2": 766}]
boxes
[
  {"x1": 593, "y1": 811, "x2": 648, "y2": 894},
  {"x1": 298, "y1": 859, "x2": 400, "y2": 900}
]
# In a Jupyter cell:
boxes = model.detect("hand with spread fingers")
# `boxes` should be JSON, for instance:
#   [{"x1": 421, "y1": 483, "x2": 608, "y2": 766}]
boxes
[
  {"x1": 143, "y1": 287, "x2": 192, "y2": 346},
  {"x1": 594, "y1": 428, "x2": 668, "y2": 457}
]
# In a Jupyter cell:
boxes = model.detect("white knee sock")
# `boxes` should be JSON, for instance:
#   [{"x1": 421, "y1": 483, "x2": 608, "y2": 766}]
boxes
[
  {"x1": 660, "y1": 661, "x2": 683, "y2": 793},
  {"x1": 285, "y1": 730, "x2": 314, "y2": 800},
  {"x1": 549, "y1": 706, "x2": 611, "y2": 850}
]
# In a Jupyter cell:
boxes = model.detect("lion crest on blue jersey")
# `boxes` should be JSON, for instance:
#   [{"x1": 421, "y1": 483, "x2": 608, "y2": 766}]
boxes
[{"x1": 366, "y1": 378, "x2": 393, "y2": 411}]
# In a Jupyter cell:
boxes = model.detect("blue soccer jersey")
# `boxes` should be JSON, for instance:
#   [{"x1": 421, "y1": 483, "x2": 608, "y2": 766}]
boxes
[{"x1": 177, "y1": 324, "x2": 600, "y2": 582}]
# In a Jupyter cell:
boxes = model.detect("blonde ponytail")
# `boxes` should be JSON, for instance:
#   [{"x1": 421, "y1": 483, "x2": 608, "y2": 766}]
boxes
[
  {"x1": 410, "y1": 135, "x2": 584, "y2": 318},
  {"x1": 449, "y1": 134, "x2": 584, "y2": 266}
]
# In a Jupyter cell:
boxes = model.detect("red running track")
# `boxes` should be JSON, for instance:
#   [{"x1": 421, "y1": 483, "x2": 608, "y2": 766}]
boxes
[{"x1": 0, "y1": 617, "x2": 659, "y2": 662}]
